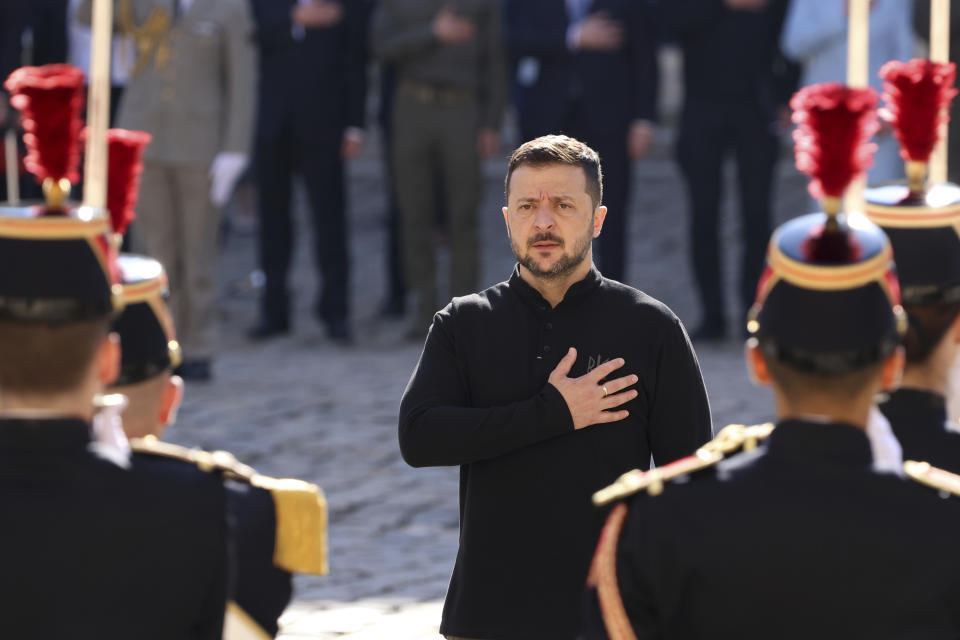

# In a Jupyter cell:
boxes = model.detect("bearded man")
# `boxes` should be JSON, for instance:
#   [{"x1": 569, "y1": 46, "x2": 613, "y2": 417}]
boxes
[{"x1": 398, "y1": 135, "x2": 713, "y2": 639}]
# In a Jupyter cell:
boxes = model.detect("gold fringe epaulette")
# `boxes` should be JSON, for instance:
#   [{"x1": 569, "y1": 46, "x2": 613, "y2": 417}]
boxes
[
  {"x1": 251, "y1": 474, "x2": 329, "y2": 576},
  {"x1": 130, "y1": 436, "x2": 329, "y2": 576},
  {"x1": 592, "y1": 423, "x2": 775, "y2": 506},
  {"x1": 129, "y1": 435, "x2": 256, "y2": 480},
  {"x1": 904, "y1": 460, "x2": 960, "y2": 497}
]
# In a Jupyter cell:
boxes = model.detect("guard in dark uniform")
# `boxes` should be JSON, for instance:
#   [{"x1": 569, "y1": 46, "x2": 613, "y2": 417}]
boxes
[
  {"x1": 582, "y1": 82, "x2": 960, "y2": 639},
  {"x1": 109, "y1": 252, "x2": 329, "y2": 638},
  {"x1": 865, "y1": 58, "x2": 960, "y2": 473},
  {"x1": 0, "y1": 188, "x2": 231, "y2": 638}
]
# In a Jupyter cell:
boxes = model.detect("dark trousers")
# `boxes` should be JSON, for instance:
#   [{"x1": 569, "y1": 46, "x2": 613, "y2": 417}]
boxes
[
  {"x1": 520, "y1": 112, "x2": 632, "y2": 283},
  {"x1": 255, "y1": 126, "x2": 348, "y2": 326},
  {"x1": 676, "y1": 99, "x2": 779, "y2": 328},
  {"x1": 392, "y1": 84, "x2": 480, "y2": 330},
  {"x1": 378, "y1": 67, "x2": 406, "y2": 305}
]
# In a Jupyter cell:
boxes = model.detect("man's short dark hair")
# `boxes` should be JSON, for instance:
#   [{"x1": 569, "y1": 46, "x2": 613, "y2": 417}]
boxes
[
  {"x1": 764, "y1": 355, "x2": 885, "y2": 399},
  {"x1": 0, "y1": 318, "x2": 112, "y2": 393},
  {"x1": 902, "y1": 302, "x2": 960, "y2": 364},
  {"x1": 505, "y1": 135, "x2": 603, "y2": 210}
]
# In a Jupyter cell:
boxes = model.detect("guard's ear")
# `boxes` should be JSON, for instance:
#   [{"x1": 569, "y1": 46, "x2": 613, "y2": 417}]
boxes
[
  {"x1": 880, "y1": 346, "x2": 905, "y2": 392},
  {"x1": 159, "y1": 374, "x2": 184, "y2": 429},
  {"x1": 953, "y1": 311, "x2": 960, "y2": 344},
  {"x1": 97, "y1": 332, "x2": 121, "y2": 386},
  {"x1": 745, "y1": 338, "x2": 772, "y2": 387}
]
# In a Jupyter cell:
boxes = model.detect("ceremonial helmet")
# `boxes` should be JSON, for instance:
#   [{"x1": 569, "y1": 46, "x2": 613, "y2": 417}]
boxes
[
  {"x1": 864, "y1": 59, "x2": 960, "y2": 309},
  {"x1": 112, "y1": 255, "x2": 182, "y2": 385},
  {"x1": 747, "y1": 83, "x2": 906, "y2": 373},
  {"x1": 0, "y1": 64, "x2": 120, "y2": 323}
]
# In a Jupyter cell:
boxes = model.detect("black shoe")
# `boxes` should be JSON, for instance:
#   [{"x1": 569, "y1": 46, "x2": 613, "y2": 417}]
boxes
[
  {"x1": 175, "y1": 359, "x2": 212, "y2": 382},
  {"x1": 690, "y1": 322, "x2": 726, "y2": 343},
  {"x1": 247, "y1": 318, "x2": 290, "y2": 341},
  {"x1": 325, "y1": 318, "x2": 353, "y2": 344}
]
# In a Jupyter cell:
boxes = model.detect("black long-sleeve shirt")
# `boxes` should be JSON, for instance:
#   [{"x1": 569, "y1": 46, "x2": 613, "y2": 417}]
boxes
[{"x1": 399, "y1": 265, "x2": 712, "y2": 639}]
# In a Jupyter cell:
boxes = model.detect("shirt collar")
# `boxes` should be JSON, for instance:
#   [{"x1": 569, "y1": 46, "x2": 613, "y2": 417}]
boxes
[
  {"x1": 765, "y1": 419, "x2": 873, "y2": 469},
  {"x1": 508, "y1": 263, "x2": 603, "y2": 311}
]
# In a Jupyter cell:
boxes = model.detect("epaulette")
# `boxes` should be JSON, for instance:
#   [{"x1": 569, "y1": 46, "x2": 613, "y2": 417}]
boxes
[
  {"x1": 130, "y1": 436, "x2": 328, "y2": 576},
  {"x1": 250, "y1": 474, "x2": 328, "y2": 576},
  {"x1": 129, "y1": 435, "x2": 256, "y2": 480},
  {"x1": 904, "y1": 460, "x2": 960, "y2": 497},
  {"x1": 591, "y1": 423, "x2": 775, "y2": 506}
]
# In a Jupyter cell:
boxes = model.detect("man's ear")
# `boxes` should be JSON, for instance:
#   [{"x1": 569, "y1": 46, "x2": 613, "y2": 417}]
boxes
[
  {"x1": 159, "y1": 374, "x2": 184, "y2": 428},
  {"x1": 952, "y1": 311, "x2": 960, "y2": 344},
  {"x1": 745, "y1": 339, "x2": 772, "y2": 387},
  {"x1": 98, "y1": 332, "x2": 121, "y2": 386},
  {"x1": 502, "y1": 206, "x2": 511, "y2": 236},
  {"x1": 593, "y1": 206, "x2": 607, "y2": 238},
  {"x1": 880, "y1": 346, "x2": 905, "y2": 391}
]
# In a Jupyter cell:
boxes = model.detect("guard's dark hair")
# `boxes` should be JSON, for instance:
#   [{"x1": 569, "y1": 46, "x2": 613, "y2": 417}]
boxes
[
  {"x1": 0, "y1": 317, "x2": 112, "y2": 393},
  {"x1": 505, "y1": 135, "x2": 603, "y2": 210},
  {"x1": 902, "y1": 302, "x2": 960, "y2": 364},
  {"x1": 764, "y1": 354, "x2": 886, "y2": 399}
]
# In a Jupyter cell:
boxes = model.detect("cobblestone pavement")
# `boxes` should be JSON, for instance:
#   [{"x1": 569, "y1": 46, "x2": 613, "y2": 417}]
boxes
[{"x1": 167, "y1": 123, "x2": 807, "y2": 638}]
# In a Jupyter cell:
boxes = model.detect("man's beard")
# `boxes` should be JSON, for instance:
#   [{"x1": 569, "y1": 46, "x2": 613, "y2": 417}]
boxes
[{"x1": 512, "y1": 228, "x2": 593, "y2": 280}]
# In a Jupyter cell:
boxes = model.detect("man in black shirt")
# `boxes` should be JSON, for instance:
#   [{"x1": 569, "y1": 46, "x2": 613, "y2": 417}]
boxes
[{"x1": 399, "y1": 135, "x2": 712, "y2": 639}]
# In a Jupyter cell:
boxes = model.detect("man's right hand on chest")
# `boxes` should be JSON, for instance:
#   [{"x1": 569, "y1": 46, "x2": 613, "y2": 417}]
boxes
[{"x1": 548, "y1": 347, "x2": 638, "y2": 430}]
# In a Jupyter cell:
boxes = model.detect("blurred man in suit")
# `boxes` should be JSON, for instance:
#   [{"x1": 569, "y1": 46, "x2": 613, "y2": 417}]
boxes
[
  {"x1": 663, "y1": 0, "x2": 793, "y2": 342},
  {"x1": 504, "y1": 0, "x2": 659, "y2": 284},
  {"x1": 79, "y1": 0, "x2": 256, "y2": 380},
  {"x1": 247, "y1": 0, "x2": 369, "y2": 343}
]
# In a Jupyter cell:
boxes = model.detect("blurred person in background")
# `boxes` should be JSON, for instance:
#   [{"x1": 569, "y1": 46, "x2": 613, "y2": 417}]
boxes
[
  {"x1": 662, "y1": 0, "x2": 794, "y2": 342},
  {"x1": 503, "y1": 0, "x2": 659, "y2": 284},
  {"x1": 247, "y1": 0, "x2": 370, "y2": 344},
  {"x1": 78, "y1": 0, "x2": 256, "y2": 381},
  {"x1": 372, "y1": 0, "x2": 507, "y2": 339},
  {"x1": 781, "y1": 0, "x2": 914, "y2": 185}
]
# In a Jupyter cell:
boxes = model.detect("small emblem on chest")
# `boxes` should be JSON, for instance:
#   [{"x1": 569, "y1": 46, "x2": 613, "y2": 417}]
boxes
[{"x1": 586, "y1": 354, "x2": 610, "y2": 373}]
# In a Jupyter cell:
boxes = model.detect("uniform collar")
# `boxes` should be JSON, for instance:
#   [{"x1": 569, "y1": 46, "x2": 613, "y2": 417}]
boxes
[
  {"x1": 884, "y1": 388, "x2": 948, "y2": 426},
  {"x1": 508, "y1": 263, "x2": 603, "y2": 311},
  {"x1": 0, "y1": 416, "x2": 92, "y2": 451},
  {"x1": 765, "y1": 419, "x2": 873, "y2": 469}
]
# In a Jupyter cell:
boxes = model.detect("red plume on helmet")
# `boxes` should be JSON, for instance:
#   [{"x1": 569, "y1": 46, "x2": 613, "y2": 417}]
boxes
[
  {"x1": 105, "y1": 129, "x2": 152, "y2": 237},
  {"x1": 791, "y1": 82, "x2": 878, "y2": 202},
  {"x1": 3, "y1": 64, "x2": 85, "y2": 188},
  {"x1": 790, "y1": 83, "x2": 879, "y2": 263},
  {"x1": 880, "y1": 58, "x2": 957, "y2": 164}
]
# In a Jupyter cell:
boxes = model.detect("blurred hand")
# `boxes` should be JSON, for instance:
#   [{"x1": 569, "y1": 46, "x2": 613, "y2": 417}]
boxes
[
  {"x1": 209, "y1": 152, "x2": 248, "y2": 207},
  {"x1": 577, "y1": 12, "x2": 624, "y2": 51},
  {"x1": 477, "y1": 128, "x2": 499, "y2": 160},
  {"x1": 628, "y1": 121, "x2": 654, "y2": 160},
  {"x1": 723, "y1": 0, "x2": 768, "y2": 11},
  {"x1": 548, "y1": 348, "x2": 638, "y2": 430},
  {"x1": 341, "y1": 135, "x2": 363, "y2": 159},
  {"x1": 292, "y1": 0, "x2": 343, "y2": 29},
  {"x1": 432, "y1": 5, "x2": 475, "y2": 44}
]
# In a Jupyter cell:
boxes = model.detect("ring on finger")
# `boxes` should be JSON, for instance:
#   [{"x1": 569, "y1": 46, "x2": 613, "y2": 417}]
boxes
[{"x1": 602, "y1": 385, "x2": 609, "y2": 397}]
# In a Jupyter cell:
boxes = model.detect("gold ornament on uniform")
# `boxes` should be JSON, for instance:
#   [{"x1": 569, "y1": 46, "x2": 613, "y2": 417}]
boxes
[{"x1": 120, "y1": 0, "x2": 173, "y2": 76}]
